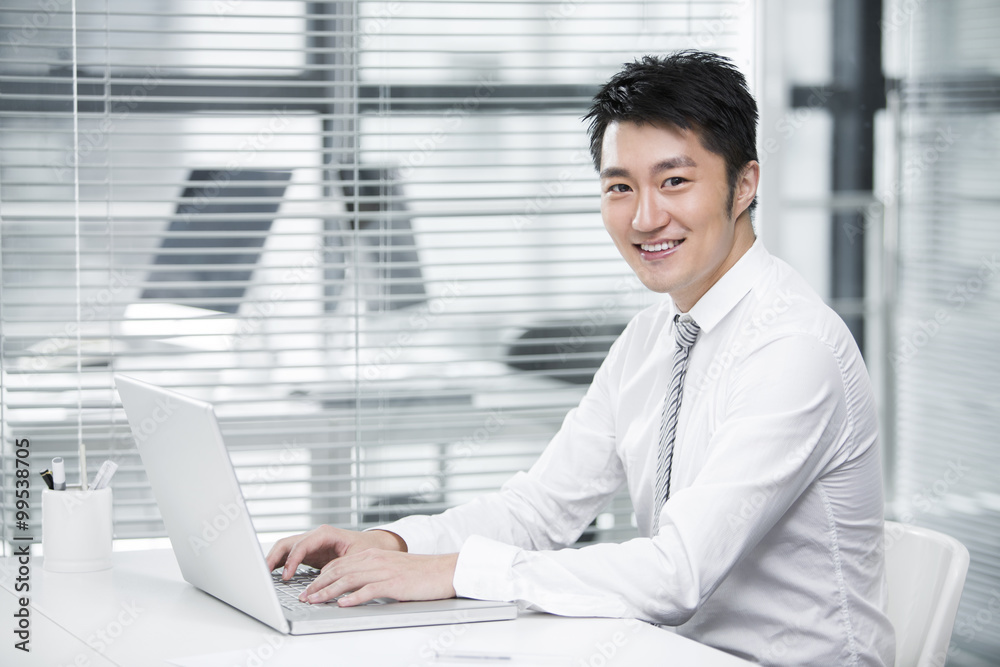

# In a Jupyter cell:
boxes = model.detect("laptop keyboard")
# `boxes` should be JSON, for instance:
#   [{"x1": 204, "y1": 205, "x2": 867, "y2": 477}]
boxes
[
  {"x1": 272, "y1": 566, "x2": 345, "y2": 610},
  {"x1": 272, "y1": 565, "x2": 396, "y2": 611}
]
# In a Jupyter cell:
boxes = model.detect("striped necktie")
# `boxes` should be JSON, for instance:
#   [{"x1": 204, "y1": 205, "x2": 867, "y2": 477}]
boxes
[{"x1": 652, "y1": 314, "x2": 701, "y2": 531}]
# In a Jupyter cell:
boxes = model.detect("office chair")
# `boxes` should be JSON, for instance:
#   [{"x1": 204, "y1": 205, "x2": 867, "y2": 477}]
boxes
[
  {"x1": 506, "y1": 321, "x2": 628, "y2": 385},
  {"x1": 884, "y1": 520, "x2": 970, "y2": 667}
]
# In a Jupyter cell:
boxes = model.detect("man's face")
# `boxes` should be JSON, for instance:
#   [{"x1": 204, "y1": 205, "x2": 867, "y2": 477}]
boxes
[{"x1": 599, "y1": 121, "x2": 756, "y2": 311}]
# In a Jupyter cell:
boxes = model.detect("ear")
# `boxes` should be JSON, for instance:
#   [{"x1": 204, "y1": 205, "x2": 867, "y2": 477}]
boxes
[{"x1": 733, "y1": 161, "x2": 760, "y2": 218}]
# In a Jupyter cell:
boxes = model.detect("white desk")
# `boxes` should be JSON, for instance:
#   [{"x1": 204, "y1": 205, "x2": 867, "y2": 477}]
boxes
[{"x1": 1, "y1": 549, "x2": 753, "y2": 666}]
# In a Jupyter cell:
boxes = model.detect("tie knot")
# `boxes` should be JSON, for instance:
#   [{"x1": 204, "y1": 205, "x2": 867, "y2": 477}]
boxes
[{"x1": 673, "y1": 315, "x2": 700, "y2": 349}]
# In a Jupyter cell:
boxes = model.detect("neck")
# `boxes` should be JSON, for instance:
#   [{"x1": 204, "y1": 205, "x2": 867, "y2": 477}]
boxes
[
  {"x1": 733, "y1": 212, "x2": 756, "y2": 254},
  {"x1": 671, "y1": 213, "x2": 755, "y2": 313}
]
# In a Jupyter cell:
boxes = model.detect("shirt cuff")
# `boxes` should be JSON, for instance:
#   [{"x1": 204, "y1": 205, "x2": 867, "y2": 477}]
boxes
[
  {"x1": 453, "y1": 534, "x2": 521, "y2": 601},
  {"x1": 366, "y1": 515, "x2": 438, "y2": 554}
]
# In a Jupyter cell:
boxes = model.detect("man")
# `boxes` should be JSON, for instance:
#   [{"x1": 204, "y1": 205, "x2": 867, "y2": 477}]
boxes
[{"x1": 267, "y1": 51, "x2": 895, "y2": 666}]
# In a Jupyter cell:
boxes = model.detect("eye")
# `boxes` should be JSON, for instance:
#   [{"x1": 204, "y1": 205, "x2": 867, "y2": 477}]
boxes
[
  {"x1": 664, "y1": 177, "x2": 686, "y2": 187},
  {"x1": 607, "y1": 183, "x2": 632, "y2": 194}
]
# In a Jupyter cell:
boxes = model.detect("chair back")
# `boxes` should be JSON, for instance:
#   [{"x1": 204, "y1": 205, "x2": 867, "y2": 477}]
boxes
[{"x1": 884, "y1": 520, "x2": 970, "y2": 667}]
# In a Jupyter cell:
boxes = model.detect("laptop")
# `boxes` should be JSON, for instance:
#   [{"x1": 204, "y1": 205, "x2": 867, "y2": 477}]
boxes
[{"x1": 114, "y1": 374, "x2": 518, "y2": 634}]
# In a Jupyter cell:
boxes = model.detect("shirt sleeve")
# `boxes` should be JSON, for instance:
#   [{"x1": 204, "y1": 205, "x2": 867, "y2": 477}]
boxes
[
  {"x1": 377, "y1": 327, "x2": 630, "y2": 557},
  {"x1": 451, "y1": 332, "x2": 859, "y2": 625}
]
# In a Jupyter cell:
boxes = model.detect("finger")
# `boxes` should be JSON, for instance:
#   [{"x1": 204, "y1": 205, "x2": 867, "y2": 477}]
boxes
[
  {"x1": 301, "y1": 564, "x2": 348, "y2": 599},
  {"x1": 337, "y1": 583, "x2": 384, "y2": 608},
  {"x1": 302, "y1": 553, "x2": 384, "y2": 601},
  {"x1": 282, "y1": 538, "x2": 316, "y2": 579},
  {"x1": 303, "y1": 573, "x2": 360, "y2": 604},
  {"x1": 312, "y1": 547, "x2": 362, "y2": 585},
  {"x1": 283, "y1": 532, "x2": 332, "y2": 579},
  {"x1": 264, "y1": 536, "x2": 293, "y2": 572}
]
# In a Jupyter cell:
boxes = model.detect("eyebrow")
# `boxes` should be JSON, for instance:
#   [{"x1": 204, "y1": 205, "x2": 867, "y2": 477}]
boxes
[
  {"x1": 652, "y1": 155, "x2": 697, "y2": 172},
  {"x1": 599, "y1": 155, "x2": 698, "y2": 180}
]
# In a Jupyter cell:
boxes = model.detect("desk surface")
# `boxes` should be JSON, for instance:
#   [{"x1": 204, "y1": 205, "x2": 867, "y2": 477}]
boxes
[{"x1": 1, "y1": 549, "x2": 753, "y2": 666}]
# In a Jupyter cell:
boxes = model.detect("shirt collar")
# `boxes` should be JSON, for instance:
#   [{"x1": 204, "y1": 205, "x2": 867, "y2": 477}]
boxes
[{"x1": 673, "y1": 237, "x2": 769, "y2": 334}]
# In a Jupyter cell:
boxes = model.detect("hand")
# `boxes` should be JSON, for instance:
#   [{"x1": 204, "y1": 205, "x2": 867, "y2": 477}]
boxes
[
  {"x1": 265, "y1": 525, "x2": 407, "y2": 580},
  {"x1": 301, "y1": 549, "x2": 459, "y2": 607}
]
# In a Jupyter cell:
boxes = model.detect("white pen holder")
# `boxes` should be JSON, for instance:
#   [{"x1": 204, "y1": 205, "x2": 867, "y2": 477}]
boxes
[{"x1": 42, "y1": 487, "x2": 113, "y2": 573}]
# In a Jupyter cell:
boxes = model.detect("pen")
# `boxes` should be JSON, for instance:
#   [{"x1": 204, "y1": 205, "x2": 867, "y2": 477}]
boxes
[
  {"x1": 79, "y1": 441, "x2": 88, "y2": 491},
  {"x1": 91, "y1": 460, "x2": 119, "y2": 490},
  {"x1": 51, "y1": 457, "x2": 66, "y2": 491},
  {"x1": 40, "y1": 470, "x2": 54, "y2": 490},
  {"x1": 434, "y1": 652, "x2": 571, "y2": 665}
]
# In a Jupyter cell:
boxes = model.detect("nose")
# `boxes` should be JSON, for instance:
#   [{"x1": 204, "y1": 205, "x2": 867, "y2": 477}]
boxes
[{"x1": 631, "y1": 188, "x2": 668, "y2": 233}]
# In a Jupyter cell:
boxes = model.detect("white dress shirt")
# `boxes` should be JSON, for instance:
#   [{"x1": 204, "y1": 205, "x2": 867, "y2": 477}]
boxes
[{"x1": 382, "y1": 239, "x2": 895, "y2": 666}]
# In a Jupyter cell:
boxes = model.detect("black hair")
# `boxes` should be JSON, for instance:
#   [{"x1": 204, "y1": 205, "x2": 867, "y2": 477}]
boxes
[{"x1": 584, "y1": 51, "x2": 759, "y2": 213}]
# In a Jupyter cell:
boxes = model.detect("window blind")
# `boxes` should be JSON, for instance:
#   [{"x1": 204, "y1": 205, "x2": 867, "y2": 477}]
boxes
[
  {"x1": 1, "y1": 1, "x2": 755, "y2": 549},
  {"x1": 886, "y1": 0, "x2": 1000, "y2": 664}
]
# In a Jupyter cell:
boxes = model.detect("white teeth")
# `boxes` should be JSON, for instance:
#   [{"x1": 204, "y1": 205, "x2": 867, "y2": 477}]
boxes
[{"x1": 640, "y1": 240, "x2": 682, "y2": 252}]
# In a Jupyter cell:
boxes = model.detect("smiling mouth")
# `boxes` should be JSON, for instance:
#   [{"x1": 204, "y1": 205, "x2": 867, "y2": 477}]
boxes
[{"x1": 638, "y1": 239, "x2": 684, "y2": 252}]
